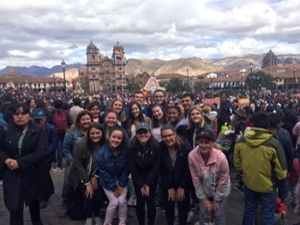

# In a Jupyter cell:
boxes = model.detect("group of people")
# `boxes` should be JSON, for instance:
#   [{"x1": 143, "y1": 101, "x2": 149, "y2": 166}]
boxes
[{"x1": 0, "y1": 88, "x2": 300, "y2": 225}]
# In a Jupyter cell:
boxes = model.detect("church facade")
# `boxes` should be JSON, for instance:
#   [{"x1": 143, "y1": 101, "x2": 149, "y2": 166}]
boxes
[
  {"x1": 262, "y1": 49, "x2": 277, "y2": 69},
  {"x1": 76, "y1": 41, "x2": 127, "y2": 93}
]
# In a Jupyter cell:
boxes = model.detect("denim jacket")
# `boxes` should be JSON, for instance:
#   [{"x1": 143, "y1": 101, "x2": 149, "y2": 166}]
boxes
[
  {"x1": 95, "y1": 143, "x2": 129, "y2": 191},
  {"x1": 63, "y1": 129, "x2": 84, "y2": 163}
]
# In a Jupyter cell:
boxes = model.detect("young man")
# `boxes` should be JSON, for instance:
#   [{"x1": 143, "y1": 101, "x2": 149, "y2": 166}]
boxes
[
  {"x1": 234, "y1": 112, "x2": 287, "y2": 225},
  {"x1": 126, "y1": 91, "x2": 149, "y2": 117},
  {"x1": 148, "y1": 89, "x2": 168, "y2": 118},
  {"x1": 181, "y1": 93, "x2": 195, "y2": 117}
]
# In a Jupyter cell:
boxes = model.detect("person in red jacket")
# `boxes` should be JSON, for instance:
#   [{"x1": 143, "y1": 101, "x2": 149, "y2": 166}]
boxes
[{"x1": 288, "y1": 157, "x2": 300, "y2": 207}]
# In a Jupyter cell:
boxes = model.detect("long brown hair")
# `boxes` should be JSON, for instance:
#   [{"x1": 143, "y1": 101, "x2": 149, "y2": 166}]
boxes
[
  {"x1": 126, "y1": 102, "x2": 145, "y2": 136},
  {"x1": 151, "y1": 104, "x2": 168, "y2": 128},
  {"x1": 161, "y1": 124, "x2": 183, "y2": 150},
  {"x1": 86, "y1": 123, "x2": 106, "y2": 155},
  {"x1": 131, "y1": 130, "x2": 156, "y2": 156},
  {"x1": 110, "y1": 98, "x2": 126, "y2": 123},
  {"x1": 187, "y1": 106, "x2": 205, "y2": 130},
  {"x1": 74, "y1": 110, "x2": 93, "y2": 130}
]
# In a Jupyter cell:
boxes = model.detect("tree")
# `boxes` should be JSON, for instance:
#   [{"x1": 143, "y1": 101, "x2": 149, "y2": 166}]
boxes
[
  {"x1": 218, "y1": 89, "x2": 236, "y2": 97},
  {"x1": 245, "y1": 71, "x2": 274, "y2": 90},
  {"x1": 166, "y1": 78, "x2": 184, "y2": 92},
  {"x1": 194, "y1": 82, "x2": 204, "y2": 93}
]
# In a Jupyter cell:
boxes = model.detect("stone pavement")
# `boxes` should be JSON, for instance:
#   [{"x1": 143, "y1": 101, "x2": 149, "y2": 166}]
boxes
[{"x1": 1, "y1": 165, "x2": 300, "y2": 225}]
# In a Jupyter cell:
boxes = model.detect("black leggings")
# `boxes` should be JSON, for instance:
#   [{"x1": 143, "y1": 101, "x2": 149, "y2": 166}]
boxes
[
  {"x1": 10, "y1": 193, "x2": 41, "y2": 225},
  {"x1": 133, "y1": 181, "x2": 157, "y2": 225},
  {"x1": 163, "y1": 188, "x2": 190, "y2": 225},
  {"x1": 77, "y1": 182, "x2": 103, "y2": 218}
]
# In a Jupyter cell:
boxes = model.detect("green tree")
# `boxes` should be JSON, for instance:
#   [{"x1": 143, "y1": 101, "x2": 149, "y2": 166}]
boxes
[
  {"x1": 194, "y1": 82, "x2": 204, "y2": 93},
  {"x1": 245, "y1": 71, "x2": 273, "y2": 90},
  {"x1": 166, "y1": 78, "x2": 184, "y2": 92},
  {"x1": 218, "y1": 89, "x2": 236, "y2": 97}
]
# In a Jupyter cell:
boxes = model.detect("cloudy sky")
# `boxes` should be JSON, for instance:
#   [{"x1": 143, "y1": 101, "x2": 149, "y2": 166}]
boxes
[{"x1": 0, "y1": 0, "x2": 299, "y2": 69}]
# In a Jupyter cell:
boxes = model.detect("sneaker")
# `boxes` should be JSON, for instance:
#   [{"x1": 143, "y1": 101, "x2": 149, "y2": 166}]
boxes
[
  {"x1": 59, "y1": 207, "x2": 68, "y2": 218},
  {"x1": 94, "y1": 217, "x2": 102, "y2": 225},
  {"x1": 235, "y1": 185, "x2": 244, "y2": 193},
  {"x1": 52, "y1": 167, "x2": 62, "y2": 171},
  {"x1": 85, "y1": 218, "x2": 93, "y2": 225},
  {"x1": 161, "y1": 205, "x2": 165, "y2": 213},
  {"x1": 39, "y1": 200, "x2": 48, "y2": 210},
  {"x1": 127, "y1": 196, "x2": 134, "y2": 206},
  {"x1": 133, "y1": 196, "x2": 137, "y2": 206},
  {"x1": 186, "y1": 210, "x2": 193, "y2": 222}
]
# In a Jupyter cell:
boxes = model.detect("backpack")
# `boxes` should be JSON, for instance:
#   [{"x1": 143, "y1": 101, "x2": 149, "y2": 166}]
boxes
[
  {"x1": 67, "y1": 190, "x2": 86, "y2": 220},
  {"x1": 52, "y1": 111, "x2": 68, "y2": 133}
]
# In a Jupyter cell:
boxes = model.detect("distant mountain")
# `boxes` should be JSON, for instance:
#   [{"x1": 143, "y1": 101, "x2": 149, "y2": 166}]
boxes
[
  {"x1": 1, "y1": 53, "x2": 299, "y2": 78},
  {"x1": 0, "y1": 63, "x2": 83, "y2": 77}
]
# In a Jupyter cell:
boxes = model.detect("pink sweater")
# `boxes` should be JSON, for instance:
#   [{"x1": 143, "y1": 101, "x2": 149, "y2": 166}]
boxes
[{"x1": 188, "y1": 147, "x2": 231, "y2": 201}]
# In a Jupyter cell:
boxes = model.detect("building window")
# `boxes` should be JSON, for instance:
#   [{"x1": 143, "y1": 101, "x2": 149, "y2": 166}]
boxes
[
  {"x1": 81, "y1": 73, "x2": 84, "y2": 76},
  {"x1": 44, "y1": 83, "x2": 46, "y2": 87},
  {"x1": 34, "y1": 84, "x2": 36, "y2": 87},
  {"x1": 92, "y1": 68, "x2": 95, "y2": 71},
  {"x1": 92, "y1": 55, "x2": 95, "y2": 61},
  {"x1": 38, "y1": 84, "x2": 40, "y2": 87}
]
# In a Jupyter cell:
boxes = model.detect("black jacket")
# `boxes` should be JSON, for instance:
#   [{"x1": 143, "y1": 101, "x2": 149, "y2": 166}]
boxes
[
  {"x1": 159, "y1": 136, "x2": 192, "y2": 189},
  {"x1": 0, "y1": 121, "x2": 53, "y2": 211},
  {"x1": 127, "y1": 139, "x2": 161, "y2": 188},
  {"x1": 184, "y1": 124, "x2": 213, "y2": 148}
]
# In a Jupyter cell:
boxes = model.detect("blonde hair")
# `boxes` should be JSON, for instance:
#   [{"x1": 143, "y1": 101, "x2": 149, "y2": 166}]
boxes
[
  {"x1": 110, "y1": 98, "x2": 126, "y2": 123},
  {"x1": 202, "y1": 105, "x2": 211, "y2": 114},
  {"x1": 187, "y1": 106, "x2": 205, "y2": 130}
]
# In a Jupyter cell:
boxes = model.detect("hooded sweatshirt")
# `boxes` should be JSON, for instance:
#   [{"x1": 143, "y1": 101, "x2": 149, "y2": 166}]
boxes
[{"x1": 234, "y1": 127, "x2": 287, "y2": 193}]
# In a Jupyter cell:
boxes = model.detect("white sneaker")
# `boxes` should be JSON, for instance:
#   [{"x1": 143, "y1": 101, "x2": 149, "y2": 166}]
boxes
[
  {"x1": 94, "y1": 217, "x2": 102, "y2": 225},
  {"x1": 127, "y1": 196, "x2": 135, "y2": 206}
]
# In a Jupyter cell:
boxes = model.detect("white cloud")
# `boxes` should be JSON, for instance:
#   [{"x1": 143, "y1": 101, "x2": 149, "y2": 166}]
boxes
[{"x1": 0, "y1": 0, "x2": 299, "y2": 69}]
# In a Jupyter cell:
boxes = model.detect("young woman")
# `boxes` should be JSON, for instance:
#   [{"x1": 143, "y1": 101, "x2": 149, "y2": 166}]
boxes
[
  {"x1": 126, "y1": 102, "x2": 150, "y2": 140},
  {"x1": 188, "y1": 128, "x2": 231, "y2": 225},
  {"x1": 59, "y1": 110, "x2": 93, "y2": 218},
  {"x1": 68, "y1": 123, "x2": 106, "y2": 225},
  {"x1": 151, "y1": 104, "x2": 168, "y2": 142},
  {"x1": 0, "y1": 103, "x2": 52, "y2": 225},
  {"x1": 110, "y1": 98, "x2": 126, "y2": 127},
  {"x1": 127, "y1": 122, "x2": 161, "y2": 225},
  {"x1": 26, "y1": 97, "x2": 36, "y2": 113},
  {"x1": 95, "y1": 126, "x2": 129, "y2": 225},
  {"x1": 185, "y1": 106, "x2": 213, "y2": 149},
  {"x1": 168, "y1": 106, "x2": 188, "y2": 137},
  {"x1": 86, "y1": 102, "x2": 102, "y2": 123},
  {"x1": 160, "y1": 125, "x2": 192, "y2": 225},
  {"x1": 102, "y1": 109, "x2": 129, "y2": 142}
]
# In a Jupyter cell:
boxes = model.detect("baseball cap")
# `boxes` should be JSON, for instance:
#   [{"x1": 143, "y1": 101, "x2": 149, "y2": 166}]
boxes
[
  {"x1": 32, "y1": 109, "x2": 46, "y2": 119},
  {"x1": 136, "y1": 122, "x2": 151, "y2": 132},
  {"x1": 196, "y1": 128, "x2": 215, "y2": 141}
]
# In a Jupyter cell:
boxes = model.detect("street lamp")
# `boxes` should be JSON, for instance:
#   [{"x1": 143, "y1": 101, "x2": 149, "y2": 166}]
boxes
[
  {"x1": 249, "y1": 62, "x2": 253, "y2": 100},
  {"x1": 293, "y1": 66, "x2": 296, "y2": 92},
  {"x1": 186, "y1": 68, "x2": 189, "y2": 89},
  {"x1": 61, "y1": 60, "x2": 67, "y2": 100},
  {"x1": 92, "y1": 74, "x2": 95, "y2": 93}
]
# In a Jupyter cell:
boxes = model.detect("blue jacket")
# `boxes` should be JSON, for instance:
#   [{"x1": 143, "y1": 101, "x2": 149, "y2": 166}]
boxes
[
  {"x1": 276, "y1": 131, "x2": 294, "y2": 172},
  {"x1": 63, "y1": 129, "x2": 85, "y2": 163},
  {"x1": 95, "y1": 143, "x2": 129, "y2": 191},
  {"x1": 45, "y1": 123, "x2": 58, "y2": 166}
]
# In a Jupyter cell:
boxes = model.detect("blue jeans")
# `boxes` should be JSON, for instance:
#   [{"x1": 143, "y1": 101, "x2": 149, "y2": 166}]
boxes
[
  {"x1": 57, "y1": 136, "x2": 64, "y2": 168},
  {"x1": 243, "y1": 186, "x2": 277, "y2": 225},
  {"x1": 278, "y1": 179, "x2": 288, "y2": 203}
]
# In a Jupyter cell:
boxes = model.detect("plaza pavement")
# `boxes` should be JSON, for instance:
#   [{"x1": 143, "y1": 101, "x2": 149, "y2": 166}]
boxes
[{"x1": 0, "y1": 164, "x2": 300, "y2": 225}]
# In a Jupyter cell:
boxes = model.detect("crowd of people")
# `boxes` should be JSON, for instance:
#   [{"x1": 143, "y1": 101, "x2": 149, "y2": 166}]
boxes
[{"x1": 0, "y1": 88, "x2": 300, "y2": 225}]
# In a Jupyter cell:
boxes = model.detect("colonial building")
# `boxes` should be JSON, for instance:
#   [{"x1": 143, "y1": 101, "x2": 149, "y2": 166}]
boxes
[
  {"x1": 76, "y1": 41, "x2": 127, "y2": 93},
  {"x1": 262, "y1": 49, "x2": 277, "y2": 69},
  {"x1": 0, "y1": 68, "x2": 58, "y2": 91}
]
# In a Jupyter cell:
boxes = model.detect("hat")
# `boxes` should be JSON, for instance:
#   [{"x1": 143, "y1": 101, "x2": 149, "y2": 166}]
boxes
[
  {"x1": 32, "y1": 109, "x2": 46, "y2": 119},
  {"x1": 276, "y1": 198, "x2": 287, "y2": 212},
  {"x1": 135, "y1": 122, "x2": 151, "y2": 132},
  {"x1": 196, "y1": 128, "x2": 215, "y2": 141},
  {"x1": 233, "y1": 108, "x2": 247, "y2": 119}
]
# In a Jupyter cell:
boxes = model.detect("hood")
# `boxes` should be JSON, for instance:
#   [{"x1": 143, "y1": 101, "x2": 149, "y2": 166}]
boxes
[{"x1": 243, "y1": 127, "x2": 275, "y2": 147}]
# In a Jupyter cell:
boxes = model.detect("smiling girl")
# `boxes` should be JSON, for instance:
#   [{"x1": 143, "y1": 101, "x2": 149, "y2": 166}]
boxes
[
  {"x1": 110, "y1": 98, "x2": 126, "y2": 127},
  {"x1": 151, "y1": 104, "x2": 168, "y2": 142},
  {"x1": 95, "y1": 127, "x2": 129, "y2": 225},
  {"x1": 68, "y1": 123, "x2": 106, "y2": 225}
]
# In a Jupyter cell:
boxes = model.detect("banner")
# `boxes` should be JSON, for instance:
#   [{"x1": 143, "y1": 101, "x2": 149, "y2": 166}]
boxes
[
  {"x1": 238, "y1": 98, "x2": 250, "y2": 108},
  {"x1": 202, "y1": 98, "x2": 220, "y2": 106}
]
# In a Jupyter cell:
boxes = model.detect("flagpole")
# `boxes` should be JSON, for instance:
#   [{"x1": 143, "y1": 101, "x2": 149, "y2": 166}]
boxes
[
  {"x1": 121, "y1": 62, "x2": 123, "y2": 97},
  {"x1": 115, "y1": 55, "x2": 117, "y2": 96}
]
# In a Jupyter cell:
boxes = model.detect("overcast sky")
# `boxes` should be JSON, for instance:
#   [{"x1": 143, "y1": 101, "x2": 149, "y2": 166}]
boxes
[{"x1": 0, "y1": 0, "x2": 299, "y2": 69}]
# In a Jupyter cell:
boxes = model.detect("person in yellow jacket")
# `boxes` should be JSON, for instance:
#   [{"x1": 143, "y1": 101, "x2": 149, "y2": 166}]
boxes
[{"x1": 234, "y1": 112, "x2": 287, "y2": 225}]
